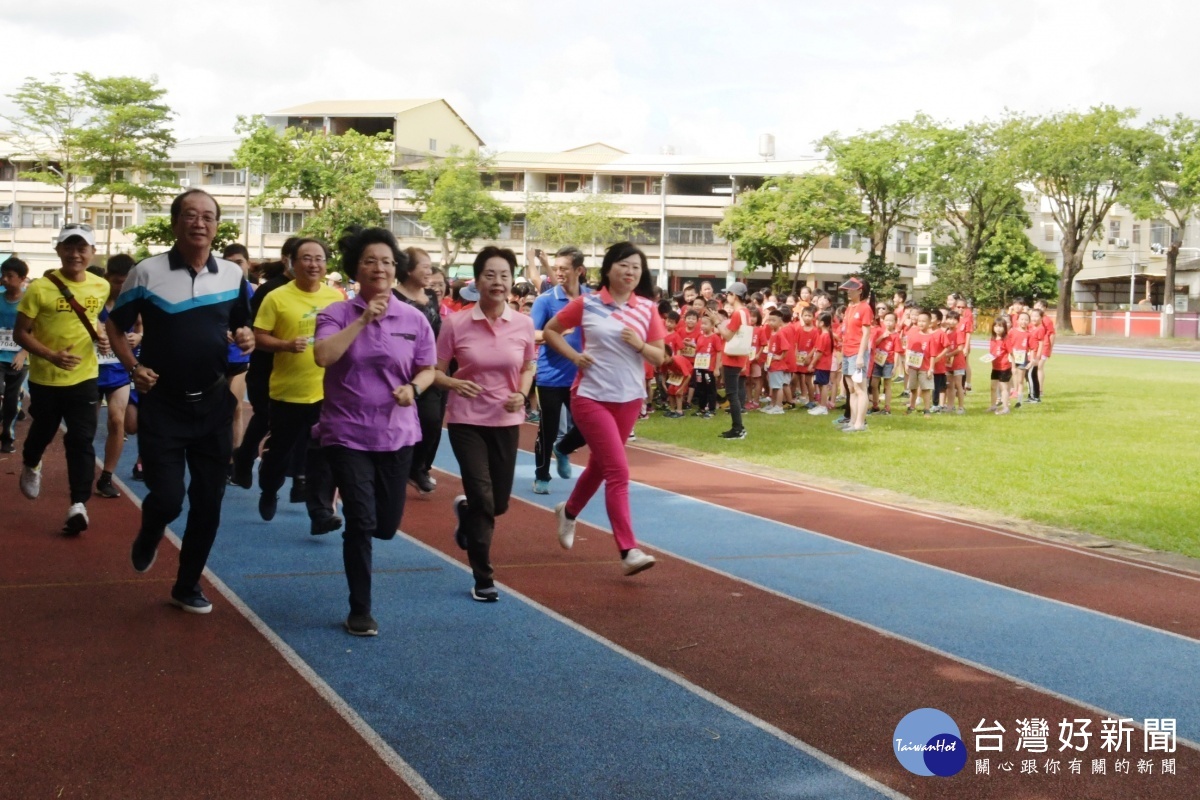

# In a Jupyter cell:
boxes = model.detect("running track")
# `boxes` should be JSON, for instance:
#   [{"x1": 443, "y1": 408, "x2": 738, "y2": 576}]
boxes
[{"x1": 1, "y1": 420, "x2": 1196, "y2": 799}]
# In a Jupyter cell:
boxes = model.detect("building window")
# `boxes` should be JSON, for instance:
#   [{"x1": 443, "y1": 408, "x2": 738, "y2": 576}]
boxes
[
  {"x1": 630, "y1": 220, "x2": 661, "y2": 245},
  {"x1": 1132, "y1": 223, "x2": 1141, "y2": 244},
  {"x1": 611, "y1": 176, "x2": 653, "y2": 195},
  {"x1": 1109, "y1": 219, "x2": 1121, "y2": 239},
  {"x1": 482, "y1": 173, "x2": 524, "y2": 192},
  {"x1": 0, "y1": 162, "x2": 17, "y2": 181},
  {"x1": 429, "y1": 138, "x2": 437, "y2": 152},
  {"x1": 268, "y1": 211, "x2": 306, "y2": 234},
  {"x1": 547, "y1": 174, "x2": 591, "y2": 193},
  {"x1": 667, "y1": 220, "x2": 724, "y2": 246},
  {"x1": 894, "y1": 230, "x2": 913, "y2": 254},
  {"x1": 917, "y1": 247, "x2": 930, "y2": 266},
  {"x1": 391, "y1": 214, "x2": 433, "y2": 239},
  {"x1": 829, "y1": 230, "x2": 861, "y2": 249},
  {"x1": 1150, "y1": 220, "x2": 1176, "y2": 248},
  {"x1": 21, "y1": 205, "x2": 62, "y2": 228},
  {"x1": 87, "y1": 209, "x2": 134, "y2": 230},
  {"x1": 209, "y1": 169, "x2": 245, "y2": 186},
  {"x1": 1043, "y1": 222, "x2": 1055, "y2": 242}
]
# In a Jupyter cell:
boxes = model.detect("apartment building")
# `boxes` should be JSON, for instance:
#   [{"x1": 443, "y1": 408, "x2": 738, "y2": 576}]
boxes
[{"x1": 0, "y1": 98, "x2": 916, "y2": 295}]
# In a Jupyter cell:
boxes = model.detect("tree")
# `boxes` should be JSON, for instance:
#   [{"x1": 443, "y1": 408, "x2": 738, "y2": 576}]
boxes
[
  {"x1": 525, "y1": 193, "x2": 638, "y2": 259},
  {"x1": 406, "y1": 148, "x2": 512, "y2": 267},
  {"x1": 1, "y1": 74, "x2": 92, "y2": 222},
  {"x1": 124, "y1": 216, "x2": 241, "y2": 261},
  {"x1": 919, "y1": 118, "x2": 1028, "y2": 274},
  {"x1": 717, "y1": 173, "x2": 865, "y2": 293},
  {"x1": 930, "y1": 220, "x2": 1057, "y2": 312},
  {"x1": 817, "y1": 116, "x2": 933, "y2": 265},
  {"x1": 1126, "y1": 115, "x2": 1200, "y2": 335},
  {"x1": 233, "y1": 115, "x2": 391, "y2": 250},
  {"x1": 852, "y1": 254, "x2": 903, "y2": 301},
  {"x1": 75, "y1": 74, "x2": 176, "y2": 257},
  {"x1": 1009, "y1": 107, "x2": 1152, "y2": 329}
]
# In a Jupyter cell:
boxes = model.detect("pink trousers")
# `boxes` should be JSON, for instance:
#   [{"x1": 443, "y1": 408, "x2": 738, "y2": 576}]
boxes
[{"x1": 564, "y1": 395, "x2": 641, "y2": 552}]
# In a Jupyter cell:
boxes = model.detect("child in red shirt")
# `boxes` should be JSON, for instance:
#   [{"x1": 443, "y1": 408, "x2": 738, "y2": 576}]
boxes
[
  {"x1": 943, "y1": 310, "x2": 967, "y2": 414},
  {"x1": 745, "y1": 306, "x2": 767, "y2": 410},
  {"x1": 989, "y1": 316, "x2": 1013, "y2": 415},
  {"x1": 691, "y1": 315, "x2": 721, "y2": 418},
  {"x1": 792, "y1": 306, "x2": 818, "y2": 409},
  {"x1": 870, "y1": 311, "x2": 900, "y2": 414},
  {"x1": 662, "y1": 354, "x2": 693, "y2": 418},
  {"x1": 929, "y1": 310, "x2": 950, "y2": 411},
  {"x1": 1027, "y1": 309, "x2": 1047, "y2": 403},
  {"x1": 763, "y1": 308, "x2": 791, "y2": 414},
  {"x1": 903, "y1": 310, "x2": 936, "y2": 415},
  {"x1": 1007, "y1": 311, "x2": 1033, "y2": 408},
  {"x1": 806, "y1": 311, "x2": 836, "y2": 414}
]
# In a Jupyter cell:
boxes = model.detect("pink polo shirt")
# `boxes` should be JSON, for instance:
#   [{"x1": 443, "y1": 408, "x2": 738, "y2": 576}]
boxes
[{"x1": 437, "y1": 303, "x2": 536, "y2": 427}]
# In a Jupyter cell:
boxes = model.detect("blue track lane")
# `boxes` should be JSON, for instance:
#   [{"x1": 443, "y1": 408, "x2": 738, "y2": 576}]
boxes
[
  {"x1": 102, "y1": 425, "x2": 896, "y2": 800},
  {"x1": 428, "y1": 439, "x2": 1200, "y2": 746}
]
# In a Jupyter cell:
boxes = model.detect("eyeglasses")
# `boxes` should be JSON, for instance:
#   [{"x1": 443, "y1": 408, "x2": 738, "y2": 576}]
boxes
[
  {"x1": 296, "y1": 255, "x2": 327, "y2": 265},
  {"x1": 181, "y1": 212, "x2": 218, "y2": 225}
]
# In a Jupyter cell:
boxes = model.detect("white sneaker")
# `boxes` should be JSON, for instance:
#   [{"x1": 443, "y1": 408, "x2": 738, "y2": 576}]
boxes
[
  {"x1": 766, "y1": 406, "x2": 786, "y2": 415},
  {"x1": 622, "y1": 548, "x2": 656, "y2": 576},
  {"x1": 554, "y1": 502, "x2": 575, "y2": 550},
  {"x1": 19, "y1": 463, "x2": 41, "y2": 500},
  {"x1": 64, "y1": 502, "x2": 89, "y2": 534},
  {"x1": 807, "y1": 405, "x2": 829, "y2": 416}
]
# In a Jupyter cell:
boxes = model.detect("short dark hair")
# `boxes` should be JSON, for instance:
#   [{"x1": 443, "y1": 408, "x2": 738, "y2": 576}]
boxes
[
  {"x1": 473, "y1": 246, "x2": 518, "y2": 280},
  {"x1": 105, "y1": 254, "x2": 136, "y2": 277},
  {"x1": 666, "y1": 310, "x2": 680, "y2": 322},
  {"x1": 222, "y1": 243, "x2": 250, "y2": 261},
  {"x1": 817, "y1": 311, "x2": 833, "y2": 328},
  {"x1": 684, "y1": 309, "x2": 699, "y2": 319},
  {"x1": 768, "y1": 308, "x2": 783, "y2": 319},
  {"x1": 337, "y1": 227, "x2": 406, "y2": 282},
  {"x1": 170, "y1": 189, "x2": 221, "y2": 224},
  {"x1": 281, "y1": 237, "x2": 301, "y2": 261},
  {"x1": 1, "y1": 257, "x2": 29, "y2": 280},
  {"x1": 292, "y1": 237, "x2": 331, "y2": 261},
  {"x1": 779, "y1": 305, "x2": 793, "y2": 322},
  {"x1": 554, "y1": 246, "x2": 585, "y2": 269},
  {"x1": 258, "y1": 260, "x2": 287, "y2": 280}
]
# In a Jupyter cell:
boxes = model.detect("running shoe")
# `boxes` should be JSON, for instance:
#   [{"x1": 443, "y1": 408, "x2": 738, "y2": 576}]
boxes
[
  {"x1": 471, "y1": 583, "x2": 499, "y2": 603},
  {"x1": 718, "y1": 428, "x2": 747, "y2": 440},
  {"x1": 552, "y1": 445, "x2": 573, "y2": 479},
  {"x1": 622, "y1": 548, "x2": 656, "y2": 576},
  {"x1": 170, "y1": 589, "x2": 212, "y2": 615},
  {"x1": 452, "y1": 495, "x2": 468, "y2": 549},
  {"x1": 19, "y1": 463, "x2": 41, "y2": 500},
  {"x1": 344, "y1": 613, "x2": 378, "y2": 636},
  {"x1": 63, "y1": 502, "x2": 89, "y2": 535},
  {"x1": 95, "y1": 474, "x2": 120, "y2": 499},
  {"x1": 532, "y1": 479, "x2": 550, "y2": 495},
  {"x1": 554, "y1": 501, "x2": 575, "y2": 550},
  {"x1": 807, "y1": 405, "x2": 828, "y2": 416}
]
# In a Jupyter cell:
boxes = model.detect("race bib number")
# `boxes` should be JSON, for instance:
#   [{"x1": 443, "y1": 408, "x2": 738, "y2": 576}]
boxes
[
  {"x1": 95, "y1": 344, "x2": 120, "y2": 365},
  {"x1": 796, "y1": 351, "x2": 808, "y2": 365},
  {"x1": 694, "y1": 353, "x2": 712, "y2": 371},
  {"x1": 0, "y1": 328, "x2": 18, "y2": 353},
  {"x1": 874, "y1": 350, "x2": 888, "y2": 367},
  {"x1": 682, "y1": 340, "x2": 697, "y2": 358},
  {"x1": 1012, "y1": 349, "x2": 1027, "y2": 365},
  {"x1": 666, "y1": 373, "x2": 685, "y2": 387},
  {"x1": 764, "y1": 353, "x2": 774, "y2": 370},
  {"x1": 905, "y1": 350, "x2": 924, "y2": 369},
  {"x1": 750, "y1": 346, "x2": 759, "y2": 361}
]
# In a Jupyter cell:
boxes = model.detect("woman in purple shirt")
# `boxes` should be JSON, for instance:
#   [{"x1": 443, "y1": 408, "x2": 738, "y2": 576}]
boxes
[{"x1": 314, "y1": 227, "x2": 437, "y2": 637}]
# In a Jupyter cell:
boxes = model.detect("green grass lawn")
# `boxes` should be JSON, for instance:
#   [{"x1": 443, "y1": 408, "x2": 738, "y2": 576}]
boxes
[{"x1": 636, "y1": 354, "x2": 1200, "y2": 559}]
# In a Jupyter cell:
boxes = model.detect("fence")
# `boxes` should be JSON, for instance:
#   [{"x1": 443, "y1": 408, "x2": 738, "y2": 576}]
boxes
[{"x1": 1069, "y1": 310, "x2": 1200, "y2": 339}]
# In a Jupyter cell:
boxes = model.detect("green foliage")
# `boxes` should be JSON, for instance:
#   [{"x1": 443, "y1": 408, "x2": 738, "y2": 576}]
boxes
[
  {"x1": 75, "y1": 74, "x2": 176, "y2": 255},
  {"x1": 526, "y1": 193, "x2": 637, "y2": 257},
  {"x1": 817, "y1": 117, "x2": 933, "y2": 261},
  {"x1": 2, "y1": 74, "x2": 91, "y2": 214},
  {"x1": 233, "y1": 115, "x2": 392, "y2": 248},
  {"x1": 930, "y1": 220, "x2": 1057, "y2": 311},
  {"x1": 850, "y1": 253, "x2": 902, "y2": 300},
  {"x1": 406, "y1": 148, "x2": 513, "y2": 266},
  {"x1": 124, "y1": 216, "x2": 241, "y2": 252},
  {"x1": 718, "y1": 173, "x2": 865, "y2": 292}
]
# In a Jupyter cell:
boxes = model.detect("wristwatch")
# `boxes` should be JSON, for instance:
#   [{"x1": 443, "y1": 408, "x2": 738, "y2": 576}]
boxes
[{"x1": 410, "y1": 382, "x2": 422, "y2": 400}]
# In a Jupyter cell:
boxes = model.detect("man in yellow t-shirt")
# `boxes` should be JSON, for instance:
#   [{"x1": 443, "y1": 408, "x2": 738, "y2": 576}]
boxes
[
  {"x1": 251, "y1": 238, "x2": 344, "y2": 530},
  {"x1": 13, "y1": 223, "x2": 111, "y2": 534}
]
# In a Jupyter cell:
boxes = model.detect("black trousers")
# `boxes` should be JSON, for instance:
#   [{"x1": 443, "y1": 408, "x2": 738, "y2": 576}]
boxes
[
  {"x1": 1, "y1": 362, "x2": 28, "y2": 446},
  {"x1": 326, "y1": 444, "x2": 413, "y2": 616},
  {"x1": 1029, "y1": 363, "x2": 1042, "y2": 400},
  {"x1": 233, "y1": 370, "x2": 271, "y2": 472},
  {"x1": 138, "y1": 384, "x2": 234, "y2": 597},
  {"x1": 24, "y1": 379, "x2": 98, "y2": 504},
  {"x1": 258, "y1": 399, "x2": 334, "y2": 520},
  {"x1": 722, "y1": 366, "x2": 745, "y2": 430},
  {"x1": 410, "y1": 386, "x2": 447, "y2": 477},
  {"x1": 693, "y1": 370, "x2": 716, "y2": 412},
  {"x1": 533, "y1": 385, "x2": 585, "y2": 482},
  {"x1": 933, "y1": 373, "x2": 947, "y2": 406},
  {"x1": 447, "y1": 424, "x2": 520, "y2": 586}
]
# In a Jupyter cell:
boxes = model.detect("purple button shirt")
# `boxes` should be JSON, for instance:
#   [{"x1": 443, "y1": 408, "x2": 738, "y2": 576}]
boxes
[{"x1": 315, "y1": 295, "x2": 436, "y2": 451}]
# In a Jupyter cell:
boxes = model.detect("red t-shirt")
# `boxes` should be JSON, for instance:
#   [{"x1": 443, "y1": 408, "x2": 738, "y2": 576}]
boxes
[
  {"x1": 720, "y1": 308, "x2": 751, "y2": 370},
  {"x1": 662, "y1": 330, "x2": 683, "y2": 358},
  {"x1": 874, "y1": 330, "x2": 900, "y2": 365},
  {"x1": 990, "y1": 337, "x2": 1012, "y2": 371},
  {"x1": 754, "y1": 325, "x2": 771, "y2": 364},
  {"x1": 1027, "y1": 325, "x2": 1047, "y2": 359},
  {"x1": 677, "y1": 325, "x2": 701, "y2": 361},
  {"x1": 693, "y1": 332, "x2": 720, "y2": 371},
  {"x1": 950, "y1": 329, "x2": 968, "y2": 371},
  {"x1": 814, "y1": 329, "x2": 834, "y2": 371},
  {"x1": 767, "y1": 329, "x2": 791, "y2": 372},
  {"x1": 842, "y1": 301, "x2": 874, "y2": 356},
  {"x1": 904, "y1": 329, "x2": 936, "y2": 372},
  {"x1": 1007, "y1": 328, "x2": 1033, "y2": 366},
  {"x1": 793, "y1": 326, "x2": 818, "y2": 373},
  {"x1": 931, "y1": 329, "x2": 949, "y2": 375},
  {"x1": 1040, "y1": 317, "x2": 1056, "y2": 354}
]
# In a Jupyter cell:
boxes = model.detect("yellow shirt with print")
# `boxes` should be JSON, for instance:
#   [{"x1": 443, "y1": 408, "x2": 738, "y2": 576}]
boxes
[
  {"x1": 17, "y1": 270, "x2": 110, "y2": 387},
  {"x1": 254, "y1": 281, "x2": 344, "y2": 404}
]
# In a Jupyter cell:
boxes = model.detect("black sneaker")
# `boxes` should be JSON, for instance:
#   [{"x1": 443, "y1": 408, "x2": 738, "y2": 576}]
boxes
[
  {"x1": 471, "y1": 583, "x2": 499, "y2": 603},
  {"x1": 310, "y1": 514, "x2": 342, "y2": 536},
  {"x1": 131, "y1": 462, "x2": 144, "y2": 482},
  {"x1": 95, "y1": 475, "x2": 121, "y2": 499},
  {"x1": 345, "y1": 613, "x2": 378, "y2": 636},
  {"x1": 259, "y1": 493, "x2": 278, "y2": 521},
  {"x1": 228, "y1": 458, "x2": 253, "y2": 489},
  {"x1": 289, "y1": 477, "x2": 307, "y2": 504},
  {"x1": 408, "y1": 470, "x2": 435, "y2": 494},
  {"x1": 452, "y1": 495, "x2": 468, "y2": 550},
  {"x1": 16, "y1": 409, "x2": 25, "y2": 422},
  {"x1": 0, "y1": 441, "x2": 14, "y2": 454},
  {"x1": 131, "y1": 529, "x2": 163, "y2": 573},
  {"x1": 718, "y1": 428, "x2": 747, "y2": 440},
  {"x1": 169, "y1": 589, "x2": 212, "y2": 615}
]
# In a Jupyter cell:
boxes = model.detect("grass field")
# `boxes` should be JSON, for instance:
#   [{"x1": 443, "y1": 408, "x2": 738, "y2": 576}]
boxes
[{"x1": 635, "y1": 353, "x2": 1200, "y2": 559}]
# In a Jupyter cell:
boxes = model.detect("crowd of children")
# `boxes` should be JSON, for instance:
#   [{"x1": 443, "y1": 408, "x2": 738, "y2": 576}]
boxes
[{"x1": 642, "y1": 284, "x2": 1057, "y2": 429}]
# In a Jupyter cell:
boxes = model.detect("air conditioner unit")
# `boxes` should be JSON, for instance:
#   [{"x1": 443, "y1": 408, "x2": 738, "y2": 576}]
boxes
[
  {"x1": 1116, "y1": 238, "x2": 1129, "y2": 248},
  {"x1": 179, "y1": 178, "x2": 191, "y2": 187},
  {"x1": 203, "y1": 166, "x2": 215, "y2": 176}
]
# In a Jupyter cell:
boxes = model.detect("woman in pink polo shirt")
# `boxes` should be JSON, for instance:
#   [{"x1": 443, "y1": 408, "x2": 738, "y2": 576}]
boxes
[
  {"x1": 542, "y1": 241, "x2": 667, "y2": 576},
  {"x1": 313, "y1": 227, "x2": 438, "y2": 637},
  {"x1": 436, "y1": 246, "x2": 536, "y2": 603}
]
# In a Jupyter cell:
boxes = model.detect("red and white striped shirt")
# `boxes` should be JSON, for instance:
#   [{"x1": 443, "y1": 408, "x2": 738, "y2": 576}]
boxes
[{"x1": 555, "y1": 288, "x2": 666, "y2": 403}]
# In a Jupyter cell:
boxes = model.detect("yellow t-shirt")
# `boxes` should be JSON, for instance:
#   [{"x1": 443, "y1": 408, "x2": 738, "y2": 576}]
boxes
[
  {"x1": 17, "y1": 270, "x2": 110, "y2": 387},
  {"x1": 254, "y1": 281, "x2": 344, "y2": 403}
]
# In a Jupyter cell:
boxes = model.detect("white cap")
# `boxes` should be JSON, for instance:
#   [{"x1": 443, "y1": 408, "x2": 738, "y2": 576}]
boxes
[
  {"x1": 460, "y1": 282, "x2": 480, "y2": 302},
  {"x1": 55, "y1": 223, "x2": 96, "y2": 246},
  {"x1": 327, "y1": 272, "x2": 342, "y2": 282}
]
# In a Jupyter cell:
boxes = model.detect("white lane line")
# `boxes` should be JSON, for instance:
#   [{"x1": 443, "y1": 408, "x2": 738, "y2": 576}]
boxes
[{"x1": 106, "y1": 469, "x2": 445, "y2": 800}]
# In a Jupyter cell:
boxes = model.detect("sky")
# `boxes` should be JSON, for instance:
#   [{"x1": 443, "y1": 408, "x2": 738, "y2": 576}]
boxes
[{"x1": 2, "y1": 0, "x2": 1198, "y2": 160}]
